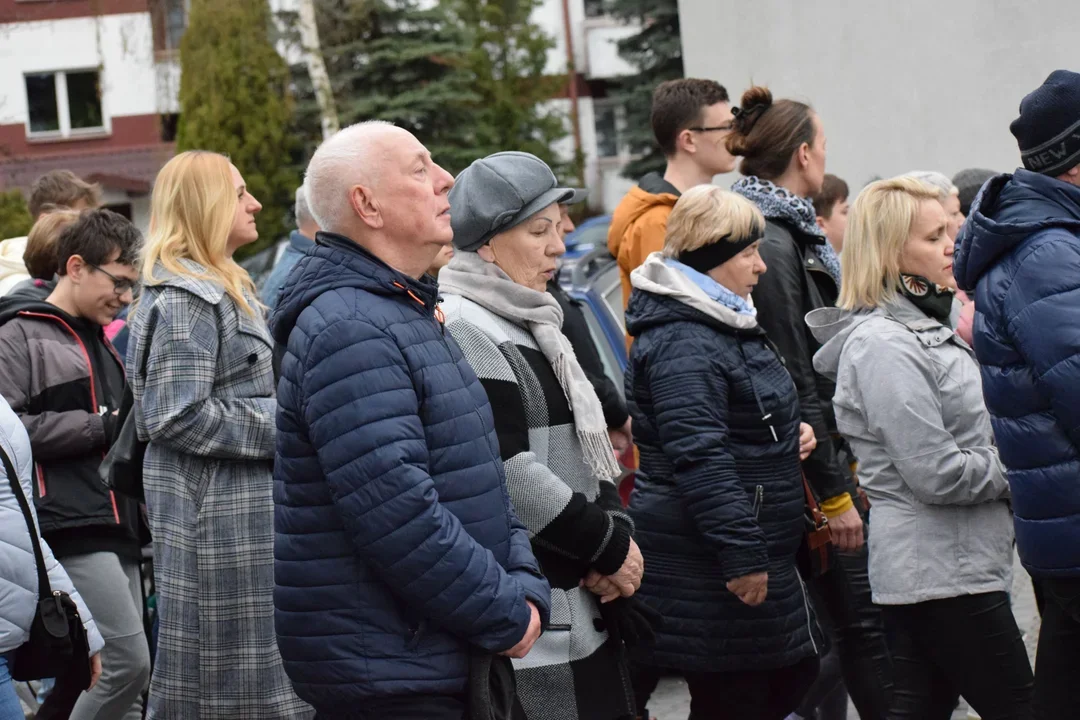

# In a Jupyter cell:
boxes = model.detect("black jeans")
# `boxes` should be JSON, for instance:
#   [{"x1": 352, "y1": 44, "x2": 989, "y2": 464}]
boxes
[
  {"x1": 882, "y1": 592, "x2": 1033, "y2": 720},
  {"x1": 684, "y1": 656, "x2": 819, "y2": 720},
  {"x1": 807, "y1": 537, "x2": 893, "y2": 719},
  {"x1": 1033, "y1": 577, "x2": 1080, "y2": 719}
]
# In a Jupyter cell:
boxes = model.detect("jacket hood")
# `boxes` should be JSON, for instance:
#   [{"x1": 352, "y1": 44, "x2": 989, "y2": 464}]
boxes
[
  {"x1": 268, "y1": 231, "x2": 439, "y2": 346},
  {"x1": 625, "y1": 253, "x2": 759, "y2": 336},
  {"x1": 805, "y1": 306, "x2": 876, "y2": 380},
  {"x1": 607, "y1": 175, "x2": 679, "y2": 258},
  {"x1": 954, "y1": 170, "x2": 1080, "y2": 291},
  {"x1": 0, "y1": 296, "x2": 66, "y2": 328}
]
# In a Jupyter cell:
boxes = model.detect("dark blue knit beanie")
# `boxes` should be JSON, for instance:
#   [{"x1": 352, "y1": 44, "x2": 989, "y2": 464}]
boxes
[{"x1": 1010, "y1": 70, "x2": 1080, "y2": 177}]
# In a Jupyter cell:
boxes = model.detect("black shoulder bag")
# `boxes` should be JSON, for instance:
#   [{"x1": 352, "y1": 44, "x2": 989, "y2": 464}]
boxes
[
  {"x1": 100, "y1": 312, "x2": 158, "y2": 502},
  {"x1": 0, "y1": 442, "x2": 91, "y2": 686}
]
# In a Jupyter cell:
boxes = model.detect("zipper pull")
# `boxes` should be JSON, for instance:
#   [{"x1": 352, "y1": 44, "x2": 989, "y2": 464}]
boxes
[
  {"x1": 752, "y1": 485, "x2": 764, "y2": 519},
  {"x1": 763, "y1": 413, "x2": 778, "y2": 442}
]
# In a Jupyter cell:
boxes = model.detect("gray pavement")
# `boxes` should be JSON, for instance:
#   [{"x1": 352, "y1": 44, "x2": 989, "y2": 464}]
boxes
[{"x1": 648, "y1": 551, "x2": 1040, "y2": 720}]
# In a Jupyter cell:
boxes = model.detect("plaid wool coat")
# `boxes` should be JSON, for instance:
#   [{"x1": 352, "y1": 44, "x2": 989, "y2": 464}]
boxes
[{"x1": 128, "y1": 261, "x2": 312, "y2": 719}]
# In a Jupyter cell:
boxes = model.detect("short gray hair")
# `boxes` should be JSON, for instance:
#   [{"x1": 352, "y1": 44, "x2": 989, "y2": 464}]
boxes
[
  {"x1": 294, "y1": 185, "x2": 314, "y2": 227},
  {"x1": 303, "y1": 120, "x2": 397, "y2": 233},
  {"x1": 903, "y1": 171, "x2": 959, "y2": 204}
]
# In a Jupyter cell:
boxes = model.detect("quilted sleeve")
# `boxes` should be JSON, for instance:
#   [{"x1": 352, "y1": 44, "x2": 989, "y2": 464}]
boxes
[
  {"x1": 1008, "y1": 236, "x2": 1080, "y2": 452},
  {"x1": 0, "y1": 323, "x2": 107, "y2": 459},
  {"x1": 647, "y1": 335, "x2": 769, "y2": 581},
  {"x1": 301, "y1": 317, "x2": 534, "y2": 653},
  {"x1": 139, "y1": 288, "x2": 275, "y2": 460}
]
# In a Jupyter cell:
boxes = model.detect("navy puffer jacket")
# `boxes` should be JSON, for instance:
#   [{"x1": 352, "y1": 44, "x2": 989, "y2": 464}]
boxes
[
  {"x1": 624, "y1": 256, "x2": 820, "y2": 672},
  {"x1": 954, "y1": 170, "x2": 1080, "y2": 578},
  {"x1": 269, "y1": 233, "x2": 551, "y2": 710}
]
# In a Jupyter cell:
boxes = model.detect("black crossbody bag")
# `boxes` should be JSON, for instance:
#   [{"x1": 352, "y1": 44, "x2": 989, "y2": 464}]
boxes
[{"x1": 0, "y1": 442, "x2": 91, "y2": 686}]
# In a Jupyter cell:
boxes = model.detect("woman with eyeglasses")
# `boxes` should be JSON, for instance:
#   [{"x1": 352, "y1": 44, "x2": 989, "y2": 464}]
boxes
[{"x1": 127, "y1": 151, "x2": 312, "y2": 719}]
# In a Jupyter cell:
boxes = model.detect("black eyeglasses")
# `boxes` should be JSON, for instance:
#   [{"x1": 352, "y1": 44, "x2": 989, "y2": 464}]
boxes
[
  {"x1": 88, "y1": 263, "x2": 139, "y2": 295},
  {"x1": 688, "y1": 123, "x2": 735, "y2": 133}
]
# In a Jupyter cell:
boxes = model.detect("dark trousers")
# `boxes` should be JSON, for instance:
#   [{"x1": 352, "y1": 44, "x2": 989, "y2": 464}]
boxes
[
  {"x1": 807, "y1": 535, "x2": 893, "y2": 719},
  {"x1": 882, "y1": 592, "x2": 1033, "y2": 720},
  {"x1": 315, "y1": 694, "x2": 466, "y2": 720},
  {"x1": 683, "y1": 656, "x2": 819, "y2": 720},
  {"x1": 1033, "y1": 577, "x2": 1080, "y2": 719},
  {"x1": 631, "y1": 658, "x2": 818, "y2": 720}
]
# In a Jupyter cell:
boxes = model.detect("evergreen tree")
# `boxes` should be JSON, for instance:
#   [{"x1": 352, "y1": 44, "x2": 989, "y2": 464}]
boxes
[
  {"x1": 177, "y1": 0, "x2": 298, "y2": 256},
  {"x1": 607, "y1": 0, "x2": 683, "y2": 180},
  {"x1": 286, "y1": 0, "x2": 569, "y2": 179},
  {"x1": 290, "y1": 0, "x2": 480, "y2": 175},
  {"x1": 0, "y1": 189, "x2": 33, "y2": 240},
  {"x1": 451, "y1": 0, "x2": 570, "y2": 177}
]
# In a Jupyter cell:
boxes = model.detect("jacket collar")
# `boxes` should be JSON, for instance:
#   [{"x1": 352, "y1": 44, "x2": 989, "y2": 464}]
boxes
[
  {"x1": 150, "y1": 259, "x2": 226, "y2": 305},
  {"x1": 315, "y1": 232, "x2": 440, "y2": 308},
  {"x1": 881, "y1": 295, "x2": 960, "y2": 349},
  {"x1": 289, "y1": 230, "x2": 316, "y2": 254}
]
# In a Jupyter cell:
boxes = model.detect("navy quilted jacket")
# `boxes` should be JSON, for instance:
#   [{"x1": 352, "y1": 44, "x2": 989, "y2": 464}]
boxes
[
  {"x1": 269, "y1": 233, "x2": 551, "y2": 710},
  {"x1": 623, "y1": 257, "x2": 819, "y2": 672},
  {"x1": 954, "y1": 170, "x2": 1080, "y2": 578}
]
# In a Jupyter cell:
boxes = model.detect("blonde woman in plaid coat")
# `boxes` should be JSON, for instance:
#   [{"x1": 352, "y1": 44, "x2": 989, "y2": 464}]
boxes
[{"x1": 128, "y1": 152, "x2": 312, "y2": 719}]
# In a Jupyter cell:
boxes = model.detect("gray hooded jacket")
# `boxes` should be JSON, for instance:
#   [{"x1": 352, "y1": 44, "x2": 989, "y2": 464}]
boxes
[
  {"x1": 807, "y1": 296, "x2": 1013, "y2": 605},
  {"x1": 0, "y1": 394, "x2": 104, "y2": 656}
]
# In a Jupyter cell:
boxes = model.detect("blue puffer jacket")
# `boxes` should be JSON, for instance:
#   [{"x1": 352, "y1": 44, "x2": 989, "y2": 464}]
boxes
[
  {"x1": 624, "y1": 256, "x2": 820, "y2": 672},
  {"x1": 954, "y1": 169, "x2": 1080, "y2": 578},
  {"x1": 269, "y1": 232, "x2": 551, "y2": 710}
]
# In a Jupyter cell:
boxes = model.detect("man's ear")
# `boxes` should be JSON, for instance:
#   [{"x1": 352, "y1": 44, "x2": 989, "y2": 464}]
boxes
[
  {"x1": 65, "y1": 254, "x2": 88, "y2": 283},
  {"x1": 350, "y1": 185, "x2": 383, "y2": 229}
]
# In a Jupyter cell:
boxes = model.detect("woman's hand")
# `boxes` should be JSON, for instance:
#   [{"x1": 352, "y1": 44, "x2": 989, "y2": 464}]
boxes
[
  {"x1": 726, "y1": 572, "x2": 768, "y2": 607},
  {"x1": 88, "y1": 653, "x2": 102, "y2": 690},
  {"x1": 798, "y1": 422, "x2": 817, "y2": 461}
]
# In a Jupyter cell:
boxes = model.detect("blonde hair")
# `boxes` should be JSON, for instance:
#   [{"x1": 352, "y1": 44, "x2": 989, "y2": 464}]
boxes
[
  {"x1": 838, "y1": 176, "x2": 942, "y2": 310},
  {"x1": 24, "y1": 208, "x2": 81, "y2": 279},
  {"x1": 143, "y1": 151, "x2": 261, "y2": 316},
  {"x1": 663, "y1": 185, "x2": 765, "y2": 256}
]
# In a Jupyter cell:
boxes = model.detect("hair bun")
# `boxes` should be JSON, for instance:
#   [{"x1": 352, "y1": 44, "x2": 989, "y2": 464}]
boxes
[{"x1": 731, "y1": 86, "x2": 773, "y2": 136}]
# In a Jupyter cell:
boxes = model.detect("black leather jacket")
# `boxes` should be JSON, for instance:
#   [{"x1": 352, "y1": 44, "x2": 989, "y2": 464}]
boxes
[{"x1": 751, "y1": 218, "x2": 857, "y2": 504}]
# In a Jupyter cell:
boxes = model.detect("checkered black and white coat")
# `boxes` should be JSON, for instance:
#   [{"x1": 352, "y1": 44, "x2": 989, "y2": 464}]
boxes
[
  {"x1": 442, "y1": 293, "x2": 635, "y2": 720},
  {"x1": 128, "y1": 260, "x2": 312, "y2": 720}
]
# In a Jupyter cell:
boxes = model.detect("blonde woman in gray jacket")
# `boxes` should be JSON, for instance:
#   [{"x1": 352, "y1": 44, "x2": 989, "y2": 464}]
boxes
[
  {"x1": 0, "y1": 394, "x2": 103, "y2": 718},
  {"x1": 806, "y1": 176, "x2": 1032, "y2": 720}
]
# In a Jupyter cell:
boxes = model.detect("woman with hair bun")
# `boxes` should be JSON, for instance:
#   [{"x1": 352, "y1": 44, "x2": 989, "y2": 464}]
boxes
[{"x1": 726, "y1": 87, "x2": 893, "y2": 719}]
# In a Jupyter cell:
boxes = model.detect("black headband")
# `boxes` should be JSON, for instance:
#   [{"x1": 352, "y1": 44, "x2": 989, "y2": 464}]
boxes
[{"x1": 675, "y1": 232, "x2": 762, "y2": 274}]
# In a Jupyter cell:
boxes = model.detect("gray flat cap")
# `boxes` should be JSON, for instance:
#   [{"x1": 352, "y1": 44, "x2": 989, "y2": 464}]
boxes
[{"x1": 449, "y1": 151, "x2": 577, "y2": 252}]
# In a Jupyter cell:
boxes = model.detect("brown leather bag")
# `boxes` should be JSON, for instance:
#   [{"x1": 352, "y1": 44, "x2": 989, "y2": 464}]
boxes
[{"x1": 797, "y1": 473, "x2": 834, "y2": 578}]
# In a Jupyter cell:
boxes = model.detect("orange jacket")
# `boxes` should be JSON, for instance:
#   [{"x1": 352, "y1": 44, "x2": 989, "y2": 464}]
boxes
[{"x1": 607, "y1": 177, "x2": 679, "y2": 311}]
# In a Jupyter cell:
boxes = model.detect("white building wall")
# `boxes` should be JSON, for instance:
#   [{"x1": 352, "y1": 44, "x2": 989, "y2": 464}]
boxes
[
  {"x1": 0, "y1": 13, "x2": 157, "y2": 126},
  {"x1": 678, "y1": 0, "x2": 1080, "y2": 190}
]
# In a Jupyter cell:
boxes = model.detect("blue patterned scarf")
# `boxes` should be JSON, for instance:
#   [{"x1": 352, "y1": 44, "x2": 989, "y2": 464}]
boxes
[
  {"x1": 664, "y1": 258, "x2": 757, "y2": 317},
  {"x1": 731, "y1": 176, "x2": 842, "y2": 285}
]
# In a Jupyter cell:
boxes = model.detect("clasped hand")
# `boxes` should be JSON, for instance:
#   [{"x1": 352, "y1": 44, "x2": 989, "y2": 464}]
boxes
[{"x1": 582, "y1": 538, "x2": 643, "y2": 604}]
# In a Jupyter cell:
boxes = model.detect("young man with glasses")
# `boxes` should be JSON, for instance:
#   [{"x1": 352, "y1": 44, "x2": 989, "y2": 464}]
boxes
[
  {"x1": 0, "y1": 209, "x2": 150, "y2": 720},
  {"x1": 609, "y1": 78, "x2": 738, "y2": 309}
]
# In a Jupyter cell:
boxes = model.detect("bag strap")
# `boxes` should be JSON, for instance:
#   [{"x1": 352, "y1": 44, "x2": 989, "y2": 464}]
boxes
[
  {"x1": 138, "y1": 308, "x2": 159, "y2": 380},
  {"x1": 802, "y1": 471, "x2": 829, "y2": 532},
  {"x1": 0, "y1": 440, "x2": 52, "y2": 599}
]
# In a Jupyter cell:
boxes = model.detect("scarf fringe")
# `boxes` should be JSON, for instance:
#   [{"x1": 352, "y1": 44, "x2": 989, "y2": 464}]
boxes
[{"x1": 553, "y1": 350, "x2": 622, "y2": 481}]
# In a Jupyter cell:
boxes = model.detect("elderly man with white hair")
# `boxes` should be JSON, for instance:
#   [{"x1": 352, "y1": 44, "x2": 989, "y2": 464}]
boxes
[
  {"x1": 261, "y1": 184, "x2": 322, "y2": 310},
  {"x1": 268, "y1": 121, "x2": 551, "y2": 720}
]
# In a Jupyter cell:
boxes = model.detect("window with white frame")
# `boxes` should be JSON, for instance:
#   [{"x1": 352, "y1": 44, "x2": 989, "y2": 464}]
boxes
[
  {"x1": 594, "y1": 101, "x2": 623, "y2": 158},
  {"x1": 25, "y1": 70, "x2": 106, "y2": 138},
  {"x1": 584, "y1": 0, "x2": 607, "y2": 18}
]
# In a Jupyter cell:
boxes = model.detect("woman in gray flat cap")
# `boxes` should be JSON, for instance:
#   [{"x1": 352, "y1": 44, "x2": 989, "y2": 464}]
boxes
[{"x1": 439, "y1": 151, "x2": 653, "y2": 720}]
